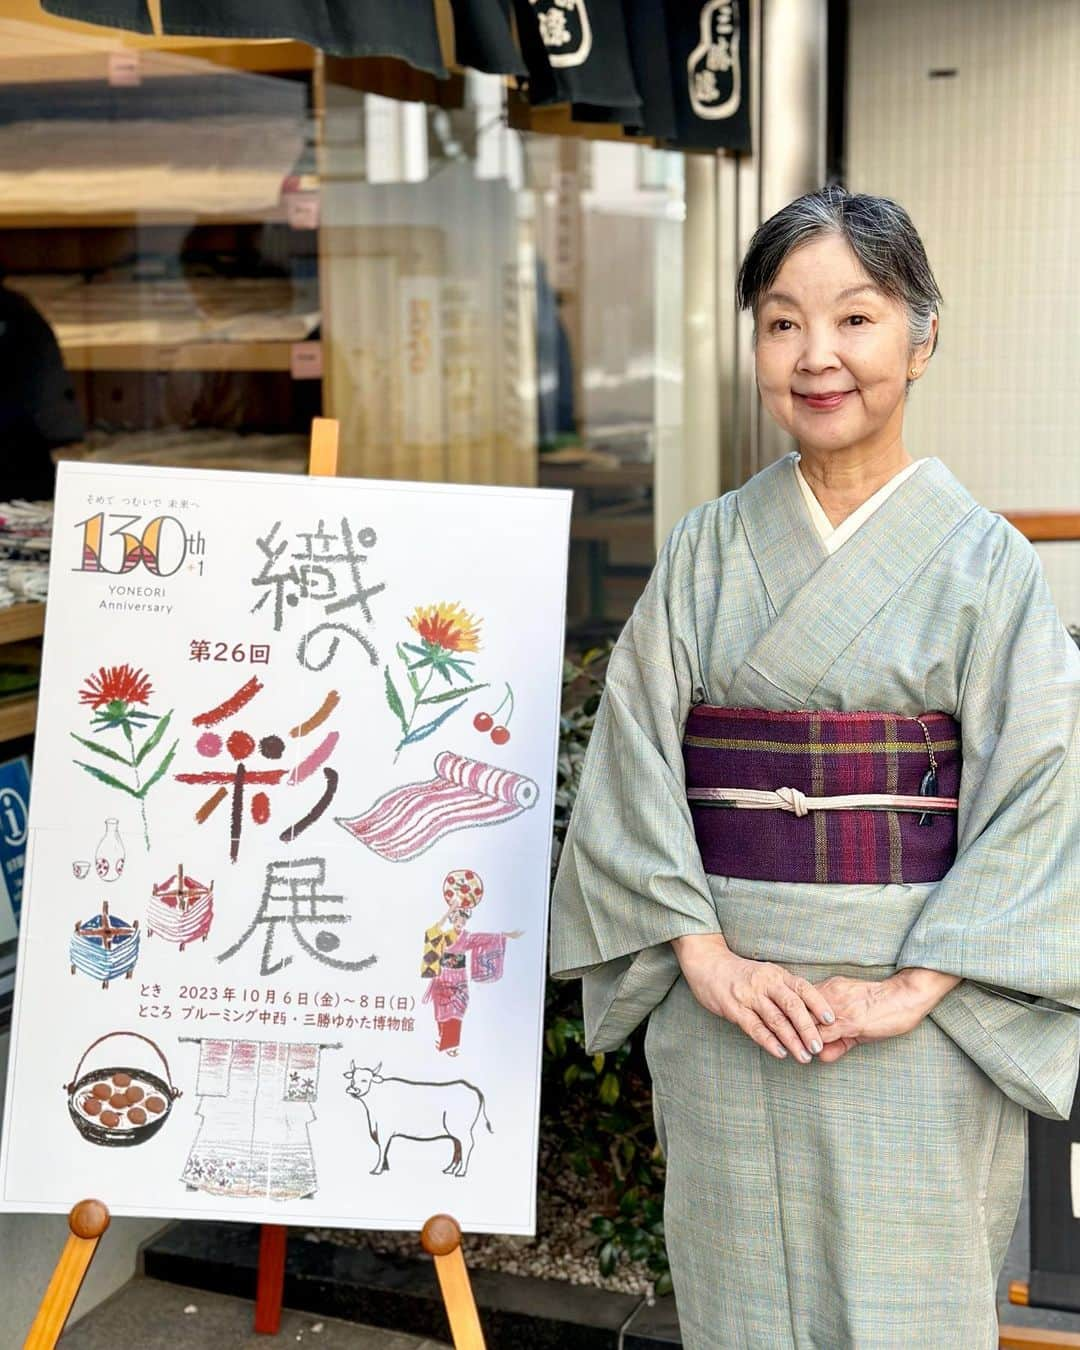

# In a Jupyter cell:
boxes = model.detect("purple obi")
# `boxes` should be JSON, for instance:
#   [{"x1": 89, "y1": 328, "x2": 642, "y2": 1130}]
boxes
[{"x1": 683, "y1": 707, "x2": 961, "y2": 885}]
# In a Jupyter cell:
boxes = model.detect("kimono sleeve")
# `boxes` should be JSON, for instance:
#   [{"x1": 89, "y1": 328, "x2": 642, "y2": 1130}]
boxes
[
  {"x1": 548, "y1": 523, "x2": 722, "y2": 1052},
  {"x1": 896, "y1": 530, "x2": 1080, "y2": 1117}
]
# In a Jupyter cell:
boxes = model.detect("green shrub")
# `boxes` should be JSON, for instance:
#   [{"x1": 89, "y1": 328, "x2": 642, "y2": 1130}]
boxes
[{"x1": 543, "y1": 644, "x2": 671, "y2": 1295}]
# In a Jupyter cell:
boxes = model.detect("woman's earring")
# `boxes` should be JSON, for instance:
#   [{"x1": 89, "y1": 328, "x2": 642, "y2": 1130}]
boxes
[{"x1": 909, "y1": 366, "x2": 918, "y2": 378}]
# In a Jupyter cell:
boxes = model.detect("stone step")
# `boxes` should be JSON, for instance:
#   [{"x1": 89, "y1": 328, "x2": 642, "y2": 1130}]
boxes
[{"x1": 141, "y1": 1220, "x2": 681, "y2": 1349}]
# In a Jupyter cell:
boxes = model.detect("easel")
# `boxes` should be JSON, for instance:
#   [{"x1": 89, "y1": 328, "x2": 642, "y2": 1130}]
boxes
[{"x1": 24, "y1": 419, "x2": 486, "y2": 1349}]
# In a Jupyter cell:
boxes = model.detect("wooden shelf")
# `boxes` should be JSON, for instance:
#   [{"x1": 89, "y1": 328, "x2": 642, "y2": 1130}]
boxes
[
  {"x1": 157, "y1": 41, "x2": 315, "y2": 74},
  {"x1": 62, "y1": 341, "x2": 299, "y2": 372},
  {"x1": 0, "y1": 693, "x2": 37, "y2": 743},
  {"x1": 0, "y1": 39, "x2": 314, "y2": 85},
  {"x1": 0, "y1": 603, "x2": 45, "y2": 644},
  {"x1": 0, "y1": 207, "x2": 291, "y2": 230},
  {"x1": 539, "y1": 462, "x2": 654, "y2": 490},
  {"x1": 570, "y1": 510, "x2": 653, "y2": 545}
]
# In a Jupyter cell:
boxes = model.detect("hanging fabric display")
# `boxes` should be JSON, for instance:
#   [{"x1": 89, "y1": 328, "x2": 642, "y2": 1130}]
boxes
[
  {"x1": 160, "y1": 0, "x2": 447, "y2": 70},
  {"x1": 553, "y1": 1, "x2": 752, "y2": 151},
  {"x1": 40, "y1": 0, "x2": 752, "y2": 153},
  {"x1": 43, "y1": 0, "x2": 448, "y2": 71},
  {"x1": 512, "y1": 0, "x2": 641, "y2": 117},
  {"x1": 569, "y1": 1, "x2": 677, "y2": 138},
  {"x1": 662, "y1": 0, "x2": 752, "y2": 152},
  {"x1": 621, "y1": 1, "x2": 679, "y2": 142},
  {"x1": 449, "y1": 0, "x2": 527, "y2": 77},
  {"x1": 42, "y1": 0, "x2": 153, "y2": 33}
]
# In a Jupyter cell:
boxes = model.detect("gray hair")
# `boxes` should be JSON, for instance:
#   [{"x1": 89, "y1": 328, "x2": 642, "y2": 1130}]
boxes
[{"x1": 736, "y1": 186, "x2": 942, "y2": 357}]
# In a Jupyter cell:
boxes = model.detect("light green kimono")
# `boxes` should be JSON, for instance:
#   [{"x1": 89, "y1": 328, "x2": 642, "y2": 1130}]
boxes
[{"x1": 550, "y1": 454, "x2": 1080, "y2": 1350}]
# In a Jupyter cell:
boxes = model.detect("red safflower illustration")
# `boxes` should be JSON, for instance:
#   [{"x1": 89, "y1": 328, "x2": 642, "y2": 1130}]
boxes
[
  {"x1": 72, "y1": 662, "x2": 176, "y2": 851},
  {"x1": 408, "y1": 602, "x2": 481, "y2": 653},
  {"x1": 78, "y1": 664, "x2": 153, "y2": 711}
]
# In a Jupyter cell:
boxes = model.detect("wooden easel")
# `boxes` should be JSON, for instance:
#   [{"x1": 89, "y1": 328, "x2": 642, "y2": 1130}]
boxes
[
  {"x1": 250, "y1": 419, "x2": 485, "y2": 1345},
  {"x1": 24, "y1": 419, "x2": 486, "y2": 1349}
]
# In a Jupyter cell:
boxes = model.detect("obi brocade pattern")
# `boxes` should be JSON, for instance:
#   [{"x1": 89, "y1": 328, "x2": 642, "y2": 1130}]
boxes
[{"x1": 683, "y1": 706, "x2": 960, "y2": 884}]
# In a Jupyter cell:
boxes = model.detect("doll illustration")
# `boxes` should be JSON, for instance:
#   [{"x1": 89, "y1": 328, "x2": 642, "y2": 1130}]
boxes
[{"x1": 420, "y1": 869, "x2": 522, "y2": 1055}]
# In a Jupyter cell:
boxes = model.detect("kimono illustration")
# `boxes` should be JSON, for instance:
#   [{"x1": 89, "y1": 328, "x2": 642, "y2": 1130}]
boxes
[
  {"x1": 421, "y1": 868, "x2": 512, "y2": 1054},
  {"x1": 181, "y1": 1038, "x2": 329, "y2": 1200},
  {"x1": 550, "y1": 454, "x2": 1080, "y2": 1350}
]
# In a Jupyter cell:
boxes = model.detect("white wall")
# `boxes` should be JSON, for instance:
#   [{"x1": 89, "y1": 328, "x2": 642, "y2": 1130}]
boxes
[
  {"x1": 0, "y1": 1030, "x2": 164, "y2": 1340},
  {"x1": 847, "y1": 0, "x2": 1080, "y2": 621}
]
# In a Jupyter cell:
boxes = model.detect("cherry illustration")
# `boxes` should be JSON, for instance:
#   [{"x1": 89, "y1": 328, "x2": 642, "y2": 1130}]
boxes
[
  {"x1": 473, "y1": 711, "x2": 493, "y2": 732},
  {"x1": 484, "y1": 683, "x2": 515, "y2": 746}
]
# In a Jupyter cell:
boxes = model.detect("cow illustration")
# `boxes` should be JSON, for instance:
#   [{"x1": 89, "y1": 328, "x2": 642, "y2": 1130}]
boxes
[{"x1": 343, "y1": 1062, "x2": 493, "y2": 1178}]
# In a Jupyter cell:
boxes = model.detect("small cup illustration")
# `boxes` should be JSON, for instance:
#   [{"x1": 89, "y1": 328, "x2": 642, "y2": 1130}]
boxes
[{"x1": 72, "y1": 860, "x2": 91, "y2": 879}]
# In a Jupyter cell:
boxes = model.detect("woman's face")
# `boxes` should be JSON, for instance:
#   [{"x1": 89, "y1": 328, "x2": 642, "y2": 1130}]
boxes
[{"x1": 753, "y1": 233, "x2": 934, "y2": 460}]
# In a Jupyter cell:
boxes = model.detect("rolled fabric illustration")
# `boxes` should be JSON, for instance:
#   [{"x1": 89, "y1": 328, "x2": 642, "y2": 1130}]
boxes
[{"x1": 337, "y1": 751, "x2": 540, "y2": 862}]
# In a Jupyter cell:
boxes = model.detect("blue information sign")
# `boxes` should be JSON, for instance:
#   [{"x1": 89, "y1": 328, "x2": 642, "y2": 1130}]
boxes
[{"x1": 0, "y1": 755, "x2": 30, "y2": 929}]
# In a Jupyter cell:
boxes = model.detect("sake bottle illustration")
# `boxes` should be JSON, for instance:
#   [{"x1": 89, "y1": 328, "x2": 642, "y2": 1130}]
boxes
[
  {"x1": 95, "y1": 818, "x2": 125, "y2": 883},
  {"x1": 688, "y1": 0, "x2": 742, "y2": 120}
]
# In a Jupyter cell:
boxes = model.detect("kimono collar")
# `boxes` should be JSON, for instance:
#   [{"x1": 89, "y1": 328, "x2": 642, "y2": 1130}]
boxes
[
  {"x1": 728, "y1": 453, "x2": 981, "y2": 709},
  {"x1": 735, "y1": 453, "x2": 975, "y2": 617},
  {"x1": 735, "y1": 452, "x2": 827, "y2": 615}
]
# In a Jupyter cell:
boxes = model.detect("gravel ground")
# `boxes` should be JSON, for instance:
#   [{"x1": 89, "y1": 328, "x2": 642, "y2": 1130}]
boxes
[{"x1": 310, "y1": 1133, "x2": 654, "y2": 1298}]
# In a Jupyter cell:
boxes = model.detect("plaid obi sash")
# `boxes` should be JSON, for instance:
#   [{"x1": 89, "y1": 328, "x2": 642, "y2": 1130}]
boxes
[{"x1": 683, "y1": 707, "x2": 961, "y2": 885}]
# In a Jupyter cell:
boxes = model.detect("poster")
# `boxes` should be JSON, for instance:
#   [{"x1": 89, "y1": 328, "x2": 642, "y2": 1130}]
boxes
[{"x1": 0, "y1": 461, "x2": 571, "y2": 1234}]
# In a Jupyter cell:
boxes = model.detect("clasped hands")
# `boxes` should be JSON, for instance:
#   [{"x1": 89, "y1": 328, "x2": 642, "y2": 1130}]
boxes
[{"x1": 671, "y1": 933, "x2": 960, "y2": 1065}]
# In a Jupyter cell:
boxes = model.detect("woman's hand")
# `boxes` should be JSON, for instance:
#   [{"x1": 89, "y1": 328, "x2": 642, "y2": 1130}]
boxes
[
  {"x1": 672, "y1": 934, "x2": 836, "y2": 1063},
  {"x1": 815, "y1": 969, "x2": 961, "y2": 1063}
]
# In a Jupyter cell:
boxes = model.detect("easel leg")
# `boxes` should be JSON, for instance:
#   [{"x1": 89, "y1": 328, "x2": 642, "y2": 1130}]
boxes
[
  {"x1": 422, "y1": 1214, "x2": 485, "y2": 1350},
  {"x1": 251, "y1": 416, "x2": 341, "y2": 1339},
  {"x1": 24, "y1": 1199, "x2": 110, "y2": 1349},
  {"x1": 254, "y1": 1224, "x2": 288, "y2": 1335}
]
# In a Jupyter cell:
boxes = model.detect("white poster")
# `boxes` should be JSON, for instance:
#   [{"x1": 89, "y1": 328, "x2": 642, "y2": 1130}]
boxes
[{"x1": 0, "y1": 461, "x2": 570, "y2": 1234}]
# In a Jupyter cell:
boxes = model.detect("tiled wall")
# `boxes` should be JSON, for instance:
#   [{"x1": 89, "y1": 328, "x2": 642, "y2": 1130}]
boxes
[{"x1": 847, "y1": 0, "x2": 1080, "y2": 622}]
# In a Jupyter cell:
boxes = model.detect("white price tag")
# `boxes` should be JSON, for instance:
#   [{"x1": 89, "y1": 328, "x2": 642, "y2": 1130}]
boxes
[
  {"x1": 290, "y1": 341, "x2": 323, "y2": 380},
  {"x1": 285, "y1": 192, "x2": 320, "y2": 231},
  {"x1": 107, "y1": 51, "x2": 141, "y2": 87}
]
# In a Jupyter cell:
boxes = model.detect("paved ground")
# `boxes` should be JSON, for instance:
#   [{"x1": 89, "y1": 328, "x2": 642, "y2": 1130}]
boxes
[
  {"x1": 56, "y1": 1164, "x2": 1080, "y2": 1346},
  {"x1": 60, "y1": 1277, "x2": 451, "y2": 1349}
]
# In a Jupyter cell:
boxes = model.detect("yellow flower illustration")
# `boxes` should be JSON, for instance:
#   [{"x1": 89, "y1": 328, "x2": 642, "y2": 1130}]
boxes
[{"x1": 408, "y1": 602, "x2": 482, "y2": 654}]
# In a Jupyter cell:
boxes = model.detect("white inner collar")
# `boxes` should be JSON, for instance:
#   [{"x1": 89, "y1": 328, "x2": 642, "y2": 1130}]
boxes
[{"x1": 794, "y1": 457, "x2": 925, "y2": 555}]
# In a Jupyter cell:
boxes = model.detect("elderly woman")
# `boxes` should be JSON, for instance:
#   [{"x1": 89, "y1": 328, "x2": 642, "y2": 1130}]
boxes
[{"x1": 549, "y1": 187, "x2": 1080, "y2": 1349}]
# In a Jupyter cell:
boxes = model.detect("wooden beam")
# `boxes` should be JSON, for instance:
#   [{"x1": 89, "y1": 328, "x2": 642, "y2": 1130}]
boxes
[
  {"x1": 323, "y1": 54, "x2": 464, "y2": 108},
  {"x1": 999, "y1": 1327, "x2": 1080, "y2": 1349},
  {"x1": 1000, "y1": 512, "x2": 1080, "y2": 543},
  {"x1": 506, "y1": 89, "x2": 653, "y2": 145}
]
